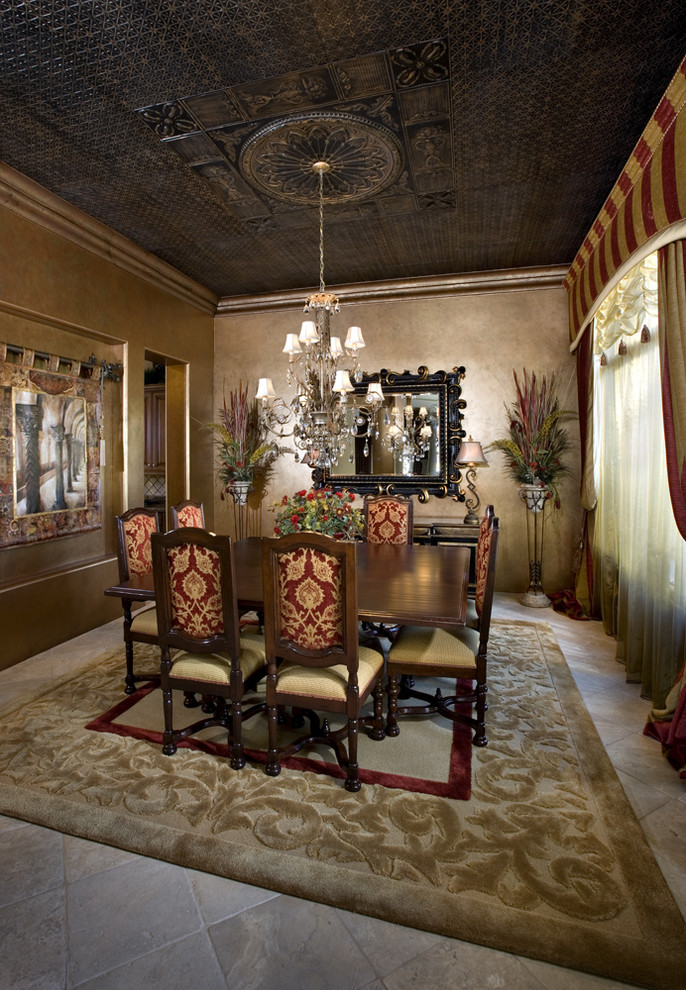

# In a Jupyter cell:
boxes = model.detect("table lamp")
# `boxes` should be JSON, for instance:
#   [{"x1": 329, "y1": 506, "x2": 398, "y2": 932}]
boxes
[{"x1": 457, "y1": 437, "x2": 488, "y2": 524}]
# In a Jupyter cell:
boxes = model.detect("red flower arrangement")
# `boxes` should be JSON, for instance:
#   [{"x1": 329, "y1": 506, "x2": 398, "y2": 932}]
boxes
[{"x1": 272, "y1": 487, "x2": 363, "y2": 539}]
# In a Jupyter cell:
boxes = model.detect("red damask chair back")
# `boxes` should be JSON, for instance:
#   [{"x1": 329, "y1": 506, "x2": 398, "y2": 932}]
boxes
[
  {"x1": 474, "y1": 505, "x2": 496, "y2": 619},
  {"x1": 363, "y1": 495, "x2": 413, "y2": 545},
  {"x1": 114, "y1": 507, "x2": 161, "y2": 694},
  {"x1": 261, "y1": 532, "x2": 385, "y2": 791},
  {"x1": 475, "y1": 513, "x2": 499, "y2": 648},
  {"x1": 151, "y1": 527, "x2": 266, "y2": 769},
  {"x1": 170, "y1": 499, "x2": 205, "y2": 530},
  {"x1": 152, "y1": 527, "x2": 240, "y2": 656},
  {"x1": 263, "y1": 533, "x2": 357, "y2": 669},
  {"x1": 115, "y1": 507, "x2": 159, "y2": 582}
]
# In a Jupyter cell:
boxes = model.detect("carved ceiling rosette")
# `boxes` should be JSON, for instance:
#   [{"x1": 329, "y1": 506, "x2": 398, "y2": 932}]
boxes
[{"x1": 239, "y1": 112, "x2": 404, "y2": 205}]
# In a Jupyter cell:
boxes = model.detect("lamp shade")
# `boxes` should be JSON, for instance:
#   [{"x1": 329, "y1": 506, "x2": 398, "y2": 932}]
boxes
[
  {"x1": 332, "y1": 369, "x2": 354, "y2": 393},
  {"x1": 345, "y1": 325, "x2": 365, "y2": 350},
  {"x1": 457, "y1": 437, "x2": 487, "y2": 465},
  {"x1": 283, "y1": 333, "x2": 302, "y2": 355},
  {"x1": 329, "y1": 336, "x2": 344, "y2": 359},
  {"x1": 365, "y1": 382, "x2": 384, "y2": 406},
  {"x1": 299, "y1": 320, "x2": 319, "y2": 344},
  {"x1": 256, "y1": 377, "x2": 277, "y2": 400}
]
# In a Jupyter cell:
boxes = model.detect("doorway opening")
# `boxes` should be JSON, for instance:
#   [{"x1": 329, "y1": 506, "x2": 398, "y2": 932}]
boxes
[{"x1": 143, "y1": 352, "x2": 188, "y2": 529}]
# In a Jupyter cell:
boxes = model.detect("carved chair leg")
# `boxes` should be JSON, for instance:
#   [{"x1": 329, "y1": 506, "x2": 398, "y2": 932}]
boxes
[
  {"x1": 368, "y1": 677, "x2": 386, "y2": 741},
  {"x1": 122, "y1": 599, "x2": 136, "y2": 694},
  {"x1": 228, "y1": 669, "x2": 245, "y2": 770},
  {"x1": 183, "y1": 691, "x2": 200, "y2": 708},
  {"x1": 386, "y1": 674, "x2": 400, "y2": 737},
  {"x1": 265, "y1": 703, "x2": 281, "y2": 777},
  {"x1": 473, "y1": 682, "x2": 488, "y2": 747},
  {"x1": 344, "y1": 717, "x2": 361, "y2": 792},
  {"x1": 230, "y1": 698, "x2": 245, "y2": 770},
  {"x1": 124, "y1": 638, "x2": 136, "y2": 695},
  {"x1": 161, "y1": 687, "x2": 176, "y2": 756}
]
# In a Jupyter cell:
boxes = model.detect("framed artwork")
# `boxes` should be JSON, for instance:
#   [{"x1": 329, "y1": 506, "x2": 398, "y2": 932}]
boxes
[{"x1": 0, "y1": 358, "x2": 102, "y2": 547}]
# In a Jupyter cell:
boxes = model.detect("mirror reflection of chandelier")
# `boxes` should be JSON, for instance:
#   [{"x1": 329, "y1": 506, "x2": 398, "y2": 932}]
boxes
[
  {"x1": 256, "y1": 161, "x2": 384, "y2": 469},
  {"x1": 382, "y1": 396, "x2": 433, "y2": 459}
]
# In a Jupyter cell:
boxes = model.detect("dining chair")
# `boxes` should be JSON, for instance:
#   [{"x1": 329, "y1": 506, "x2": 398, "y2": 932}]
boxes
[
  {"x1": 466, "y1": 505, "x2": 496, "y2": 629},
  {"x1": 114, "y1": 507, "x2": 161, "y2": 694},
  {"x1": 363, "y1": 494, "x2": 414, "y2": 544},
  {"x1": 385, "y1": 512, "x2": 499, "y2": 747},
  {"x1": 151, "y1": 527, "x2": 267, "y2": 769},
  {"x1": 261, "y1": 532, "x2": 386, "y2": 792},
  {"x1": 170, "y1": 499, "x2": 205, "y2": 529},
  {"x1": 361, "y1": 494, "x2": 414, "y2": 647}
]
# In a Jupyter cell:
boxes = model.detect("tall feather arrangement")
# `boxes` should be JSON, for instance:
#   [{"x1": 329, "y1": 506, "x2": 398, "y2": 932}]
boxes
[
  {"x1": 487, "y1": 368, "x2": 574, "y2": 509},
  {"x1": 206, "y1": 382, "x2": 290, "y2": 535},
  {"x1": 207, "y1": 382, "x2": 277, "y2": 485}
]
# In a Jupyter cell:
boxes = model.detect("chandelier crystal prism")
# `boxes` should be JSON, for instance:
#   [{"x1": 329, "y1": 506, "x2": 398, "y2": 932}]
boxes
[{"x1": 256, "y1": 159, "x2": 383, "y2": 469}]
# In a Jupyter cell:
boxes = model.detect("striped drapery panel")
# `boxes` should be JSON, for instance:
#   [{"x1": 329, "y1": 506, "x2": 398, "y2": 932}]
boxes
[{"x1": 565, "y1": 56, "x2": 686, "y2": 344}]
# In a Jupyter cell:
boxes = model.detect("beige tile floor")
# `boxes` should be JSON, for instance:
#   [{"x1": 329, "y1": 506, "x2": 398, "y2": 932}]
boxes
[{"x1": 1, "y1": 594, "x2": 685, "y2": 990}]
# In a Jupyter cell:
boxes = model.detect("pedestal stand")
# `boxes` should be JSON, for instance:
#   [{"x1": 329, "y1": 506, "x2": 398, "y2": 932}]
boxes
[
  {"x1": 518, "y1": 484, "x2": 551, "y2": 608},
  {"x1": 228, "y1": 480, "x2": 253, "y2": 541}
]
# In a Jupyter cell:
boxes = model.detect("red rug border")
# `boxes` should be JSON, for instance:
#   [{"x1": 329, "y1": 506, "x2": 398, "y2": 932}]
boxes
[{"x1": 86, "y1": 680, "x2": 472, "y2": 799}]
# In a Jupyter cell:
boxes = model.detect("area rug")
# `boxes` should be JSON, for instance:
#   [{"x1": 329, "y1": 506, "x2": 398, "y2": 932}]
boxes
[
  {"x1": 1, "y1": 620, "x2": 685, "y2": 989},
  {"x1": 85, "y1": 675, "x2": 472, "y2": 798}
]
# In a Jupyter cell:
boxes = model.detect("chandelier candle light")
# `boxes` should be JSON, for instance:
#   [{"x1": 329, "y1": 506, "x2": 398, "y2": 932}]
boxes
[{"x1": 256, "y1": 160, "x2": 384, "y2": 469}]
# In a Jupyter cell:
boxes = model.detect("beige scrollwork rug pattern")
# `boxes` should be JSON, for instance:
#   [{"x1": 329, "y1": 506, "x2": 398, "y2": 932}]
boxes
[{"x1": 1, "y1": 620, "x2": 684, "y2": 988}]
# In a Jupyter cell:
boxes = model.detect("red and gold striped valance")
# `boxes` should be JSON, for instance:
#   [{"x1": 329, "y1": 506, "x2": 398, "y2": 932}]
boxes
[{"x1": 565, "y1": 56, "x2": 686, "y2": 345}]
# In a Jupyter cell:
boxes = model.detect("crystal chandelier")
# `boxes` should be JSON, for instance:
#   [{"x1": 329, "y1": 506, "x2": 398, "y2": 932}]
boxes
[{"x1": 256, "y1": 161, "x2": 383, "y2": 469}]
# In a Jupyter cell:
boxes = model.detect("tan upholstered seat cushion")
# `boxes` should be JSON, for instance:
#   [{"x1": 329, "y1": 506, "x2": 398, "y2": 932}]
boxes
[
  {"x1": 275, "y1": 645, "x2": 383, "y2": 702},
  {"x1": 465, "y1": 598, "x2": 479, "y2": 629},
  {"x1": 170, "y1": 634, "x2": 266, "y2": 684},
  {"x1": 388, "y1": 624, "x2": 480, "y2": 670},
  {"x1": 130, "y1": 605, "x2": 158, "y2": 636}
]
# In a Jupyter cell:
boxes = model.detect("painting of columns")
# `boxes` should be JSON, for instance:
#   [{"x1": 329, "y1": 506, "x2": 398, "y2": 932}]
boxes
[
  {"x1": 0, "y1": 360, "x2": 101, "y2": 547},
  {"x1": 14, "y1": 391, "x2": 88, "y2": 516}
]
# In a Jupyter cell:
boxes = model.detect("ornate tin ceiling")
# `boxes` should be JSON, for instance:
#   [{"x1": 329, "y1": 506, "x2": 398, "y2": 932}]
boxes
[{"x1": 1, "y1": 2, "x2": 685, "y2": 299}]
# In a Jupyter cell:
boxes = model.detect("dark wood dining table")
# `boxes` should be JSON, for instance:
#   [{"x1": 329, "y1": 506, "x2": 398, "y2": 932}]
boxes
[{"x1": 105, "y1": 536, "x2": 470, "y2": 629}]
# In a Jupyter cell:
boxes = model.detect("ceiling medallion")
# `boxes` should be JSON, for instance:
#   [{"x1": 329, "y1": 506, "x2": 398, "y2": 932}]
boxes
[{"x1": 239, "y1": 111, "x2": 404, "y2": 205}]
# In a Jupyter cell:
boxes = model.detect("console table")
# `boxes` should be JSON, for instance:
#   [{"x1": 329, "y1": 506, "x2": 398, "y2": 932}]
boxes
[{"x1": 413, "y1": 520, "x2": 480, "y2": 593}]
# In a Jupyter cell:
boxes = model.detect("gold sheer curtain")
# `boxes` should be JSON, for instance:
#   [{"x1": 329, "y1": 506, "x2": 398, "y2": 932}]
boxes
[{"x1": 591, "y1": 253, "x2": 686, "y2": 707}]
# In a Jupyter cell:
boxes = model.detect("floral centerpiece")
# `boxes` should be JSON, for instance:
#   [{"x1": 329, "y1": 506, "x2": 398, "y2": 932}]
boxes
[
  {"x1": 273, "y1": 487, "x2": 363, "y2": 540},
  {"x1": 207, "y1": 382, "x2": 285, "y2": 503},
  {"x1": 487, "y1": 368, "x2": 573, "y2": 509}
]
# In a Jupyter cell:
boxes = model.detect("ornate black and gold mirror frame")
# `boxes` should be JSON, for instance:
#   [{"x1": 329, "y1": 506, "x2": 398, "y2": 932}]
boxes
[{"x1": 315, "y1": 366, "x2": 466, "y2": 502}]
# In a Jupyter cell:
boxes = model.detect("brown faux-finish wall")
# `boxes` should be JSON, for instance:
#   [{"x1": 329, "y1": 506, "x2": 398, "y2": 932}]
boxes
[
  {"x1": 214, "y1": 270, "x2": 580, "y2": 594},
  {"x1": 0, "y1": 164, "x2": 217, "y2": 670}
]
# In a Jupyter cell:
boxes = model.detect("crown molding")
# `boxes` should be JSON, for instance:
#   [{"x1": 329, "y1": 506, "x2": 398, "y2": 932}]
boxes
[
  {"x1": 0, "y1": 162, "x2": 218, "y2": 316},
  {"x1": 215, "y1": 266, "x2": 568, "y2": 315}
]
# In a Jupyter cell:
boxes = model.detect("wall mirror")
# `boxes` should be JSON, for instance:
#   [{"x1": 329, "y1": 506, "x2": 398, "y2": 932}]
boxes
[{"x1": 317, "y1": 366, "x2": 466, "y2": 501}]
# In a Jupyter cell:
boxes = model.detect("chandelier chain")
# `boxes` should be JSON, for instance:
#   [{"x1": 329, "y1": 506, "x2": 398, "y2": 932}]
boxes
[{"x1": 318, "y1": 166, "x2": 325, "y2": 294}]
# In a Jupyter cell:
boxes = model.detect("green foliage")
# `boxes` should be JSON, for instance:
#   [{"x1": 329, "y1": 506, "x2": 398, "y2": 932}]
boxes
[
  {"x1": 272, "y1": 488, "x2": 363, "y2": 540},
  {"x1": 207, "y1": 382, "x2": 287, "y2": 491},
  {"x1": 486, "y1": 369, "x2": 574, "y2": 509}
]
